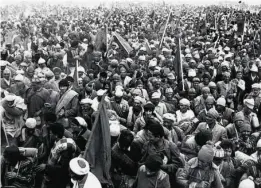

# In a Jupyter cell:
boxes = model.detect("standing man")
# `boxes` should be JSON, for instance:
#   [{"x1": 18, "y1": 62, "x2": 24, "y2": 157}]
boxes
[{"x1": 55, "y1": 79, "x2": 79, "y2": 128}]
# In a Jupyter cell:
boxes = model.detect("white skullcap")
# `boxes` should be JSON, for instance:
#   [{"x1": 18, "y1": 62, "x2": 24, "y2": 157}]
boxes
[
  {"x1": 151, "y1": 92, "x2": 161, "y2": 99},
  {"x1": 252, "y1": 83, "x2": 261, "y2": 89},
  {"x1": 0, "y1": 60, "x2": 8, "y2": 66},
  {"x1": 69, "y1": 157, "x2": 90, "y2": 175},
  {"x1": 74, "y1": 117, "x2": 87, "y2": 127},
  {"x1": 109, "y1": 121, "x2": 121, "y2": 136},
  {"x1": 25, "y1": 118, "x2": 37, "y2": 129},
  {"x1": 188, "y1": 69, "x2": 196, "y2": 77},
  {"x1": 179, "y1": 98, "x2": 190, "y2": 106},
  {"x1": 80, "y1": 98, "x2": 93, "y2": 105},
  {"x1": 5, "y1": 94, "x2": 16, "y2": 101},
  {"x1": 163, "y1": 113, "x2": 176, "y2": 122},
  {"x1": 14, "y1": 74, "x2": 24, "y2": 81},
  {"x1": 244, "y1": 99, "x2": 255, "y2": 110},
  {"x1": 250, "y1": 65, "x2": 258, "y2": 72},
  {"x1": 148, "y1": 60, "x2": 157, "y2": 67},
  {"x1": 38, "y1": 58, "x2": 46, "y2": 64},
  {"x1": 97, "y1": 89, "x2": 106, "y2": 96},
  {"x1": 257, "y1": 139, "x2": 261, "y2": 148},
  {"x1": 115, "y1": 89, "x2": 123, "y2": 97},
  {"x1": 216, "y1": 97, "x2": 226, "y2": 107}
]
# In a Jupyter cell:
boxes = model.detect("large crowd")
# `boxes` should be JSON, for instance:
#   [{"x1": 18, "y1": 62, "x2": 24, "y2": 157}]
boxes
[{"x1": 0, "y1": 2, "x2": 261, "y2": 188}]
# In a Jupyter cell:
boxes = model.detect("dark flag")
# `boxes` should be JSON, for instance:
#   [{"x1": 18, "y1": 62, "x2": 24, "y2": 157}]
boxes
[
  {"x1": 174, "y1": 37, "x2": 184, "y2": 90},
  {"x1": 149, "y1": 10, "x2": 155, "y2": 19},
  {"x1": 237, "y1": 14, "x2": 245, "y2": 35},
  {"x1": 83, "y1": 95, "x2": 112, "y2": 185},
  {"x1": 94, "y1": 27, "x2": 107, "y2": 53},
  {"x1": 111, "y1": 32, "x2": 133, "y2": 58}
]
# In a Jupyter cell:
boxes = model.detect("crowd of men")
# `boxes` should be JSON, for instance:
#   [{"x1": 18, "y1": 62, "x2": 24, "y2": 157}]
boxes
[{"x1": 1, "y1": 1, "x2": 261, "y2": 188}]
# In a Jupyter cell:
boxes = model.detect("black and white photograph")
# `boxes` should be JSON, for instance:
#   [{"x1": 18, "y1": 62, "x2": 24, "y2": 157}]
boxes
[{"x1": 0, "y1": 0, "x2": 261, "y2": 187}]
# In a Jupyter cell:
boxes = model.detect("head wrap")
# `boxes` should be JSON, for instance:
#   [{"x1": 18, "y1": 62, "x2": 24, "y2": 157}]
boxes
[
  {"x1": 151, "y1": 92, "x2": 161, "y2": 99},
  {"x1": 69, "y1": 157, "x2": 89, "y2": 175},
  {"x1": 205, "y1": 96, "x2": 215, "y2": 104},
  {"x1": 234, "y1": 112, "x2": 245, "y2": 122},
  {"x1": 198, "y1": 141, "x2": 215, "y2": 163},
  {"x1": 110, "y1": 121, "x2": 121, "y2": 136},
  {"x1": 208, "y1": 82, "x2": 216, "y2": 88},
  {"x1": 202, "y1": 87, "x2": 210, "y2": 93},
  {"x1": 3, "y1": 68, "x2": 11, "y2": 74},
  {"x1": 115, "y1": 89, "x2": 123, "y2": 97},
  {"x1": 165, "y1": 87, "x2": 173, "y2": 94},
  {"x1": 244, "y1": 99, "x2": 255, "y2": 110},
  {"x1": 25, "y1": 118, "x2": 37, "y2": 129},
  {"x1": 97, "y1": 89, "x2": 106, "y2": 96},
  {"x1": 167, "y1": 73, "x2": 175, "y2": 80},
  {"x1": 163, "y1": 113, "x2": 176, "y2": 122},
  {"x1": 207, "y1": 108, "x2": 219, "y2": 119},
  {"x1": 216, "y1": 97, "x2": 226, "y2": 107},
  {"x1": 80, "y1": 98, "x2": 93, "y2": 105},
  {"x1": 250, "y1": 65, "x2": 258, "y2": 72},
  {"x1": 38, "y1": 58, "x2": 46, "y2": 64},
  {"x1": 179, "y1": 98, "x2": 190, "y2": 106},
  {"x1": 252, "y1": 83, "x2": 261, "y2": 89},
  {"x1": 239, "y1": 123, "x2": 251, "y2": 133},
  {"x1": 5, "y1": 94, "x2": 16, "y2": 102}
]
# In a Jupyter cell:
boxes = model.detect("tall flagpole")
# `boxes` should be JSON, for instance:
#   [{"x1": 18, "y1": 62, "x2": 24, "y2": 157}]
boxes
[{"x1": 159, "y1": 8, "x2": 172, "y2": 49}]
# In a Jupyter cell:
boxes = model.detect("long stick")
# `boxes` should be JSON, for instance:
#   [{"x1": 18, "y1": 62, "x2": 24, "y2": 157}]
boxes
[
  {"x1": 1, "y1": 119, "x2": 10, "y2": 146},
  {"x1": 214, "y1": 35, "x2": 220, "y2": 49},
  {"x1": 159, "y1": 8, "x2": 172, "y2": 49}
]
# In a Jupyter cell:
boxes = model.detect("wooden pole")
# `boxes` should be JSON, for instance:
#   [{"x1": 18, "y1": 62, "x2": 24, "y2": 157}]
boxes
[{"x1": 159, "y1": 8, "x2": 172, "y2": 49}]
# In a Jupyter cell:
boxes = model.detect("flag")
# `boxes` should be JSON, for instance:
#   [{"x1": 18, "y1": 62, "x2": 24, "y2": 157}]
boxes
[
  {"x1": 149, "y1": 10, "x2": 155, "y2": 19},
  {"x1": 94, "y1": 28, "x2": 107, "y2": 53},
  {"x1": 73, "y1": 60, "x2": 79, "y2": 87},
  {"x1": 237, "y1": 14, "x2": 245, "y2": 35},
  {"x1": 174, "y1": 37, "x2": 184, "y2": 90},
  {"x1": 111, "y1": 32, "x2": 133, "y2": 57},
  {"x1": 83, "y1": 95, "x2": 112, "y2": 185}
]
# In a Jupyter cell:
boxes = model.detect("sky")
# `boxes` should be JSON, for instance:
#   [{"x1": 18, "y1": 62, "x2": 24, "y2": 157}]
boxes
[{"x1": 0, "y1": 0, "x2": 260, "y2": 6}]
